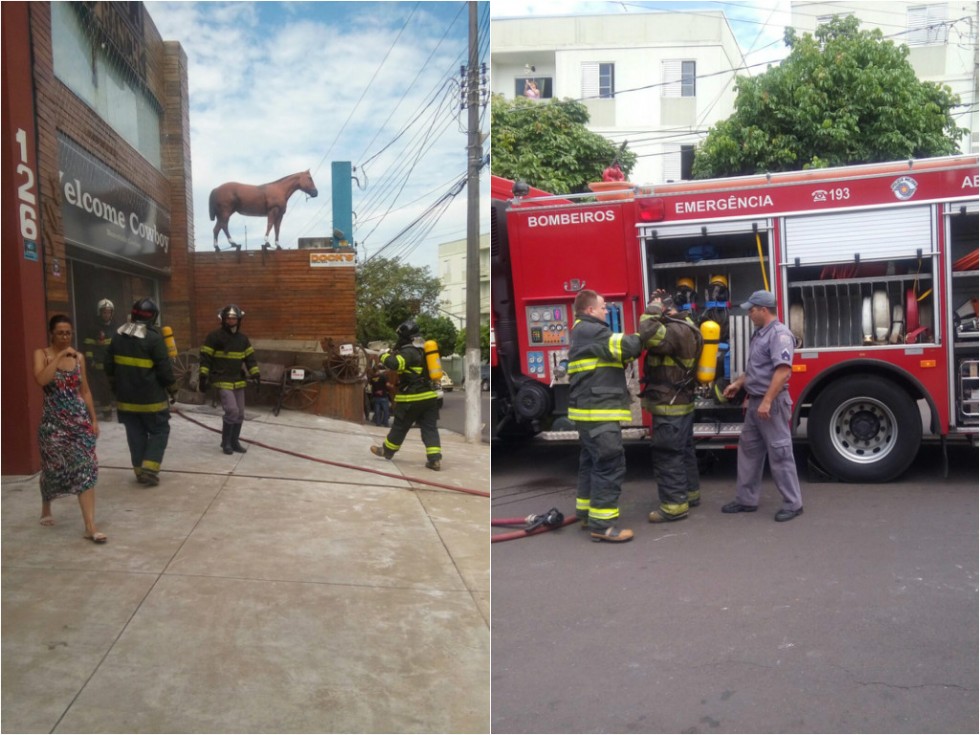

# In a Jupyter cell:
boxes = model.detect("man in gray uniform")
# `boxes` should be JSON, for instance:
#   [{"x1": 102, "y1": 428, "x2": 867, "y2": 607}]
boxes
[{"x1": 721, "y1": 290, "x2": 803, "y2": 521}]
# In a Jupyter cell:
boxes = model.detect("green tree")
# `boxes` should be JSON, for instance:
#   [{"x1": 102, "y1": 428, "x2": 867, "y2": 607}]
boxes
[
  {"x1": 692, "y1": 16, "x2": 967, "y2": 178},
  {"x1": 356, "y1": 257, "x2": 442, "y2": 345},
  {"x1": 491, "y1": 94, "x2": 637, "y2": 193},
  {"x1": 454, "y1": 322, "x2": 491, "y2": 362},
  {"x1": 416, "y1": 314, "x2": 457, "y2": 356}
]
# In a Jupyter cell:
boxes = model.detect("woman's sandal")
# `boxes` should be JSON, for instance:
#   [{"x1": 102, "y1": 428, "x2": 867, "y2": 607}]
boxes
[
  {"x1": 84, "y1": 532, "x2": 108, "y2": 544},
  {"x1": 40, "y1": 516, "x2": 55, "y2": 526}
]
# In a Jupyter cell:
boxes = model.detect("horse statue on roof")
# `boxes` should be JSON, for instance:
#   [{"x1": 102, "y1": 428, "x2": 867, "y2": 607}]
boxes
[{"x1": 209, "y1": 169, "x2": 318, "y2": 251}]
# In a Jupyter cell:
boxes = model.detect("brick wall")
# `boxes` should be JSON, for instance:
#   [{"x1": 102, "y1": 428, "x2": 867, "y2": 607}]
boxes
[{"x1": 192, "y1": 250, "x2": 356, "y2": 344}]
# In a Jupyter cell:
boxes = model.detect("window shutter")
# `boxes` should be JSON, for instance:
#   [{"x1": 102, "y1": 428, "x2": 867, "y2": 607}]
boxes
[
  {"x1": 662, "y1": 59, "x2": 681, "y2": 97},
  {"x1": 784, "y1": 207, "x2": 934, "y2": 264},
  {"x1": 581, "y1": 62, "x2": 599, "y2": 99},
  {"x1": 662, "y1": 146, "x2": 681, "y2": 182}
]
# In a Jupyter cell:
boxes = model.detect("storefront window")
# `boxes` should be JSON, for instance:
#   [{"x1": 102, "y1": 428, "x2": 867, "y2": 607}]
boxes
[{"x1": 51, "y1": 2, "x2": 162, "y2": 169}]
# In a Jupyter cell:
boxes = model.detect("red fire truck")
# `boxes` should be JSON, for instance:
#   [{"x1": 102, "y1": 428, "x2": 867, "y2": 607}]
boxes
[{"x1": 490, "y1": 155, "x2": 979, "y2": 482}]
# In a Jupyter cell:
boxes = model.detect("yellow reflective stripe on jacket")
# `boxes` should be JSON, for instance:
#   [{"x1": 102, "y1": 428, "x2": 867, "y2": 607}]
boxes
[
  {"x1": 117, "y1": 400, "x2": 170, "y2": 413},
  {"x1": 568, "y1": 407, "x2": 631, "y2": 421},
  {"x1": 114, "y1": 355, "x2": 154, "y2": 368},
  {"x1": 209, "y1": 350, "x2": 250, "y2": 360},
  {"x1": 568, "y1": 358, "x2": 624, "y2": 374},
  {"x1": 213, "y1": 380, "x2": 248, "y2": 390},
  {"x1": 200, "y1": 345, "x2": 215, "y2": 356},
  {"x1": 394, "y1": 390, "x2": 438, "y2": 403},
  {"x1": 608, "y1": 333, "x2": 623, "y2": 362},
  {"x1": 650, "y1": 355, "x2": 696, "y2": 369},
  {"x1": 649, "y1": 402, "x2": 695, "y2": 416}
]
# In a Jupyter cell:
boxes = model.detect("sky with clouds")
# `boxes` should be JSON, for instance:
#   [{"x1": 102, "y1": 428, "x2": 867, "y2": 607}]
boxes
[{"x1": 144, "y1": 1, "x2": 489, "y2": 274}]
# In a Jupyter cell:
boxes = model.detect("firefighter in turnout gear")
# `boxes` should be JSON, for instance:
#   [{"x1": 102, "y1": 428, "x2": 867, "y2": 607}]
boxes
[
  {"x1": 370, "y1": 319, "x2": 442, "y2": 470},
  {"x1": 83, "y1": 298, "x2": 117, "y2": 419},
  {"x1": 569, "y1": 290, "x2": 659, "y2": 543},
  {"x1": 104, "y1": 298, "x2": 177, "y2": 486},
  {"x1": 640, "y1": 289, "x2": 703, "y2": 522},
  {"x1": 199, "y1": 305, "x2": 260, "y2": 455}
]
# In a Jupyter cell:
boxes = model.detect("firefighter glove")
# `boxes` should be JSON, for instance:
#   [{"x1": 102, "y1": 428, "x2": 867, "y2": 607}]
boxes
[
  {"x1": 167, "y1": 383, "x2": 179, "y2": 404},
  {"x1": 198, "y1": 374, "x2": 208, "y2": 392},
  {"x1": 252, "y1": 374, "x2": 261, "y2": 388}
]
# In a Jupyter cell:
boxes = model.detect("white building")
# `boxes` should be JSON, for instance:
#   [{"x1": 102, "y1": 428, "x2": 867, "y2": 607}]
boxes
[
  {"x1": 438, "y1": 232, "x2": 490, "y2": 325},
  {"x1": 491, "y1": 11, "x2": 746, "y2": 185},
  {"x1": 790, "y1": 1, "x2": 979, "y2": 153}
]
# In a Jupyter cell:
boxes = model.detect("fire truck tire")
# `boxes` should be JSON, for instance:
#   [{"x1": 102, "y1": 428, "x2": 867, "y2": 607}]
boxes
[
  {"x1": 808, "y1": 376, "x2": 920, "y2": 483},
  {"x1": 514, "y1": 381, "x2": 552, "y2": 421}
]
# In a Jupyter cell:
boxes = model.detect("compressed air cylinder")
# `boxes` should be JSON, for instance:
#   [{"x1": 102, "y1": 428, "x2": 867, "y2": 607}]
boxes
[
  {"x1": 423, "y1": 339, "x2": 444, "y2": 381},
  {"x1": 162, "y1": 326, "x2": 178, "y2": 359},
  {"x1": 697, "y1": 320, "x2": 720, "y2": 384}
]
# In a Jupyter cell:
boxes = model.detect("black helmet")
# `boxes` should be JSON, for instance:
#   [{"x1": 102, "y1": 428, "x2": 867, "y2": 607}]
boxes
[
  {"x1": 131, "y1": 298, "x2": 159, "y2": 324},
  {"x1": 219, "y1": 304, "x2": 244, "y2": 333},
  {"x1": 395, "y1": 319, "x2": 419, "y2": 342}
]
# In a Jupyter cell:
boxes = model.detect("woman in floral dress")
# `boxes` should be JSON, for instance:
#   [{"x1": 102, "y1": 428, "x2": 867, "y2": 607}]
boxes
[{"x1": 32, "y1": 315, "x2": 105, "y2": 543}]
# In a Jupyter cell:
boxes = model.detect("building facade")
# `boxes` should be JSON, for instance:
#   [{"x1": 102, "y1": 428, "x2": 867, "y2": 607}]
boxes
[
  {"x1": 790, "y1": 1, "x2": 979, "y2": 154},
  {"x1": 490, "y1": 11, "x2": 746, "y2": 185},
  {"x1": 438, "y1": 233, "x2": 490, "y2": 327}
]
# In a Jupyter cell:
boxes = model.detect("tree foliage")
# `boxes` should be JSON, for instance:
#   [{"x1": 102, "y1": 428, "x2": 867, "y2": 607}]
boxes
[
  {"x1": 454, "y1": 322, "x2": 491, "y2": 362},
  {"x1": 416, "y1": 314, "x2": 457, "y2": 357},
  {"x1": 692, "y1": 16, "x2": 967, "y2": 178},
  {"x1": 356, "y1": 257, "x2": 442, "y2": 345},
  {"x1": 490, "y1": 94, "x2": 637, "y2": 193}
]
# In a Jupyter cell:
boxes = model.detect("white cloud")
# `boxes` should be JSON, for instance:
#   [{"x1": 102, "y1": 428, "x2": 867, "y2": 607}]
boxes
[{"x1": 145, "y1": 1, "x2": 488, "y2": 274}]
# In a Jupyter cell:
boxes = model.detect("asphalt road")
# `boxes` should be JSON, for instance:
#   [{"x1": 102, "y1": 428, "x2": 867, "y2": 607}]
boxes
[
  {"x1": 440, "y1": 388, "x2": 492, "y2": 443},
  {"x1": 491, "y1": 440, "x2": 979, "y2": 734}
]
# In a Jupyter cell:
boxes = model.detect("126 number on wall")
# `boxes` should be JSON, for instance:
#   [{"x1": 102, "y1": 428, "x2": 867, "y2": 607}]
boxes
[{"x1": 14, "y1": 128, "x2": 39, "y2": 241}]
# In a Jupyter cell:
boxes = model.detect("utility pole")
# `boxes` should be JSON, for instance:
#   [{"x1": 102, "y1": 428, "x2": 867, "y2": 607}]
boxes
[{"x1": 463, "y1": 1, "x2": 483, "y2": 444}]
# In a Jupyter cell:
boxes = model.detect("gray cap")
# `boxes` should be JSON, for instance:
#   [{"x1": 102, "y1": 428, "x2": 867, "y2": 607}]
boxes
[{"x1": 740, "y1": 290, "x2": 777, "y2": 309}]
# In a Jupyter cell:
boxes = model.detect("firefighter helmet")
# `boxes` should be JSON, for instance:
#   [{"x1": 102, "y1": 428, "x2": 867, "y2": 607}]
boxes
[
  {"x1": 709, "y1": 274, "x2": 728, "y2": 289},
  {"x1": 219, "y1": 304, "x2": 244, "y2": 322},
  {"x1": 97, "y1": 298, "x2": 114, "y2": 315},
  {"x1": 676, "y1": 277, "x2": 695, "y2": 292},
  {"x1": 395, "y1": 319, "x2": 420, "y2": 342},
  {"x1": 130, "y1": 298, "x2": 159, "y2": 324}
]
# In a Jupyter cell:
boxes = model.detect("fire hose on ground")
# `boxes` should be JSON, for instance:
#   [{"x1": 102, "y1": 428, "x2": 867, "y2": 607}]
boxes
[
  {"x1": 492, "y1": 507, "x2": 577, "y2": 542},
  {"x1": 172, "y1": 407, "x2": 489, "y2": 498}
]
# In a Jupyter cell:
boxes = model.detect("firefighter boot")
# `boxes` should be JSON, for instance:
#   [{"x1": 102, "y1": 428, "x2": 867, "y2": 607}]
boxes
[
  {"x1": 230, "y1": 423, "x2": 248, "y2": 453},
  {"x1": 425, "y1": 459, "x2": 441, "y2": 471},
  {"x1": 221, "y1": 422, "x2": 234, "y2": 455},
  {"x1": 370, "y1": 445, "x2": 394, "y2": 460}
]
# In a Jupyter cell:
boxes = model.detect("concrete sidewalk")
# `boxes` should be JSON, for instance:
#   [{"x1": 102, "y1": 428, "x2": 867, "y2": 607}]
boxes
[{"x1": 2, "y1": 404, "x2": 489, "y2": 734}]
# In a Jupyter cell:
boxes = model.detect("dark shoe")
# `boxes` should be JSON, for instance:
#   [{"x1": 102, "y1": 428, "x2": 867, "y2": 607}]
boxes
[
  {"x1": 590, "y1": 526, "x2": 634, "y2": 543},
  {"x1": 688, "y1": 493, "x2": 701, "y2": 508},
  {"x1": 775, "y1": 507, "x2": 803, "y2": 522},
  {"x1": 649, "y1": 509, "x2": 688, "y2": 523},
  {"x1": 230, "y1": 423, "x2": 248, "y2": 453},
  {"x1": 135, "y1": 468, "x2": 149, "y2": 485},
  {"x1": 221, "y1": 422, "x2": 233, "y2": 455},
  {"x1": 721, "y1": 501, "x2": 757, "y2": 514},
  {"x1": 370, "y1": 445, "x2": 393, "y2": 460},
  {"x1": 425, "y1": 459, "x2": 441, "y2": 471},
  {"x1": 142, "y1": 471, "x2": 160, "y2": 487}
]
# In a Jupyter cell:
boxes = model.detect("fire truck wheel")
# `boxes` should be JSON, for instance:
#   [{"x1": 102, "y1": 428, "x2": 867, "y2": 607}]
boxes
[
  {"x1": 808, "y1": 376, "x2": 920, "y2": 483},
  {"x1": 514, "y1": 380, "x2": 553, "y2": 421}
]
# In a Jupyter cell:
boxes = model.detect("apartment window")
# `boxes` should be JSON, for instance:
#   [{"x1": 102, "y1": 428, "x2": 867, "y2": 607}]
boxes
[
  {"x1": 663, "y1": 145, "x2": 695, "y2": 182},
  {"x1": 662, "y1": 60, "x2": 696, "y2": 97},
  {"x1": 514, "y1": 77, "x2": 553, "y2": 99},
  {"x1": 908, "y1": 5, "x2": 949, "y2": 45},
  {"x1": 582, "y1": 62, "x2": 615, "y2": 99}
]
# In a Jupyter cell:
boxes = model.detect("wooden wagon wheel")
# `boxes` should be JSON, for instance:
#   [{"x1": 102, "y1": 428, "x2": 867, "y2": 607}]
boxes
[
  {"x1": 279, "y1": 366, "x2": 320, "y2": 412},
  {"x1": 171, "y1": 350, "x2": 196, "y2": 389},
  {"x1": 324, "y1": 344, "x2": 368, "y2": 384}
]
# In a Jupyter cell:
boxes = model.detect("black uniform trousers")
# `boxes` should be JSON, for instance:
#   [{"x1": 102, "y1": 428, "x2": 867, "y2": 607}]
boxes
[
  {"x1": 384, "y1": 398, "x2": 442, "y2": 460},
  {"x1": 650, "y1": 412, "x2": 699, "y2": 516},
  {"x1": 575, "y1": 421, "x2": 626, "y2": 530},
  {"x1": 119, "y1": 410, "x2": 171, "y2": 476}
]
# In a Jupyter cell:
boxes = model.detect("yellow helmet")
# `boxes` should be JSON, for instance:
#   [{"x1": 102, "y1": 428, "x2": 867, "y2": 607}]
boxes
[
  {"x1": 709, "y1": 274, "x2": 728, "y2": 289},
  {"x1": 676, "y1": 277, "x2": 695, "y2": 292}
]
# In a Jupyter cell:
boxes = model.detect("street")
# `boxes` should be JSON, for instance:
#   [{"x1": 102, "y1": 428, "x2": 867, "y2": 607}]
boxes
[
  {"x1": 491, "y1": 440, "x2": 979, "y2": 734},
  {"x1": 440, "y1": 387, "x2": 492, "y2": 443}
]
